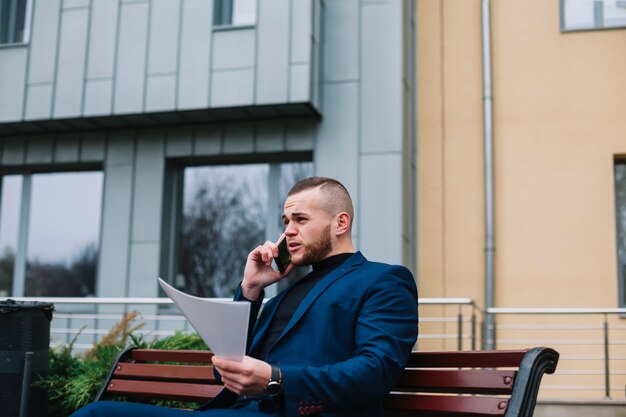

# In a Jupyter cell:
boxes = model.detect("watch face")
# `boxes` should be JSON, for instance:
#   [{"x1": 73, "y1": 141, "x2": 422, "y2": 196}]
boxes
[{"x1": 265, "y1": 381, "x2": 281, "y2": 396}]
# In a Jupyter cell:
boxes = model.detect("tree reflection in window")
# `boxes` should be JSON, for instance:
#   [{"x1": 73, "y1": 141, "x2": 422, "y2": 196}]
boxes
[
  {"x1": 177, "y1": 164, "x2": 268, "y2": 297},
  {"x1": 176, "y1": 161, "x2": 313, "y2": 298}
]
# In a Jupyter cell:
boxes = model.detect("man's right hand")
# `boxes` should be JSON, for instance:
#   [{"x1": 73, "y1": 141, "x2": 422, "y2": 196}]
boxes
[{"x1": 241, "y1": 236, "x2": 293, "y2": 300}]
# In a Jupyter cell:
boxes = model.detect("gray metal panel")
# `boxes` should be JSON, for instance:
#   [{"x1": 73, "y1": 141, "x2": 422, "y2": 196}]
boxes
[
  {"x1": 166, "y1": 127, "x2": 193, "y2": 157},
  {"x1": 255, "y1": 0, "x2": 289, "y2": 104},
  {"x1": 210, "y1": 69, "x2": 254, "y2": 107},
  {"x1": 286, "y1": 120, "x2": 314, "y2": 151},
  {"x1": 359, "y1": 153, "x2": 402, "y2": 265},
  {"x1": 145, "y1": 74, "x2": 176, "y2": 112},
  {"x1": 25, "y1": 84, "x2": 53, "y2": 120},
  {"x1": 131, "y1": 130, "x2": 164, "y2": 242},
  {"x1": 2, "y1": 139, "x2": 26, "y2": 165},
  {"x1": 212, "y1": 28, "x2": 255, "y2": 70},
  {"x1": 84, "y1": 79, "x2": 113, "y2": 116},
  {"x1": 54, "y1": 134, "x2": 80, "y2": 163},
  {"x1": 324, "y1": 0, "x2": 358, "y2": 82},
  {"x1": 290, "y1": 0, "x2": 312, "y2": 64},
  {"x1": 360, "y1": 2, "x2": 402, "y2": 154},
  {"x1": 106, "y1": 131, "x2": 135, "y2": 166},
  {"x1": 147, "y1": 0, "x2": 180, "y2": 75},
  {"x1": 315, "y1": 82, "x2": 359, "y2": 196},
  {"x1": 0, "y1": 48, "x2": 27, "y2": 122},
  {"x1": 194, "y1": 126, "x2": 222, "y2": 156},
  {"x1": 27, "y1": 0, "x2": 61, "y2": 84},
  {"x1": 85, "y1": 0, "x2": 119, "y2": 80},
  {"x1": 256, "y1": 121, "x2": 285, "y2": 153},
  {"x1": 97, "y1": 161, "x2": 133, "y2": 297},
  {"x1": 289, "y1": 63, "x2": 310, "y2": 102},
  {"x1": 26, "y1": 137, "x2": 53, "y2": 164},
  {"x1": 114, "y1": 1, "x2": 149, "y2": 114},
  {"x1": 80, "y1": 132, "x2": 106, "y2": 162},
  {"x1": 63, "y1": 0, "x2": 89, "y2": 8},
  {"x1": 223, "y1": 123, "x2": 254, "y2": 154},
  {"x1": 177, "y1": 0, "x2": 212, "y2": 110},
  {"x1": 53, "y1": 8, "x2": 89, "y2": 118},
  {"x1": 127, "y1": 242, "x2": 160, "y2": 297}
]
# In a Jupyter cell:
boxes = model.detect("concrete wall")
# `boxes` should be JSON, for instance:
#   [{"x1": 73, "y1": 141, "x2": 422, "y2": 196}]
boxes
[{"x1": 417, "y1": 0, "x2": 626, "y2": 307}]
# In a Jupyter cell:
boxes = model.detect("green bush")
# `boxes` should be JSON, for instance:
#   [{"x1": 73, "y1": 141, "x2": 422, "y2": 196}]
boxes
[{"x1": 38, "y1": 312, "x2": 208, "y2": 416}]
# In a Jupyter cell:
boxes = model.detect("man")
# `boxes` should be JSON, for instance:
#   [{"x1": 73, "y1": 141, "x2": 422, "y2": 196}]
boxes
[{"x1": 72, "y1": 176, "x2": 418, "y2": 417}]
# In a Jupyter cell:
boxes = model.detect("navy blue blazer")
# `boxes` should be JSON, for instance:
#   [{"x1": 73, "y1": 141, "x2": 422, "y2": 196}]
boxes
[{"x1": 204, "y1": 252, "x2": 418, "y2": 417}]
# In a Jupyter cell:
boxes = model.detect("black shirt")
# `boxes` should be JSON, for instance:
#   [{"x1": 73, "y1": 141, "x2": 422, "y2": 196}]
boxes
[{"x1": 256, "y1": 252, "x2": 354, "y2": 361}]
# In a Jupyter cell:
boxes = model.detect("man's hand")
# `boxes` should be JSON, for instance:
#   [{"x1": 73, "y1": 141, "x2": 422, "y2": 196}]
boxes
[
  {"x1": 211, "y1": 356, "x2": 272, "y2": 396},
  {"x1": 241, "y1": 236, "x2": 294, "y2": 300}
]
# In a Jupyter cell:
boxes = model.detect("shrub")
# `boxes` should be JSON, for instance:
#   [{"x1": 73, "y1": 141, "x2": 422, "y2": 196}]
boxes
[{"x1": 38, "y1": 312, "x2": 208, "y2": 416}]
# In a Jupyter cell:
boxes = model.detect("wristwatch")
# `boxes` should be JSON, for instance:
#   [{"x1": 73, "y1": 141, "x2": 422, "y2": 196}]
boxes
[{"x1": 264, "y1": 365, "x2": 283, "y2": 396}]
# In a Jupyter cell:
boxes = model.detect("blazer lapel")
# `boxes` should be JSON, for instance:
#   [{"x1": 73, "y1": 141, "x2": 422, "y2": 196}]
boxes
[{"x1": 274, "y1": 252, "x2": 366, "y2": 345}]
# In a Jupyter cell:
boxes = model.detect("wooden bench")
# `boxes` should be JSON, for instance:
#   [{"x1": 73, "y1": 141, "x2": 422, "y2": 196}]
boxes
[{"x1": 95, "y1": 347, "x2": 559, "y2": 417}]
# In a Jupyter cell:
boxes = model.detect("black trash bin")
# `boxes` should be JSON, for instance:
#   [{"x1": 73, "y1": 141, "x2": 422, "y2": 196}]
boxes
[{"x1": 0, "y1": 299, "x2": 54, "y2": 417}]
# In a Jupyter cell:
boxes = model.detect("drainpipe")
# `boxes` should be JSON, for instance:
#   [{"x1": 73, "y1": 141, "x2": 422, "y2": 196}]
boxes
[{"x1": 481, "y1": 0, "x2": 496, "y2": 349}]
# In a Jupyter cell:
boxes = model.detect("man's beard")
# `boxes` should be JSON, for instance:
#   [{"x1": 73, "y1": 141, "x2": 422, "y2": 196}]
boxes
[{"x1": 293, "y1": 224, "x2": 333, "y2": 266}]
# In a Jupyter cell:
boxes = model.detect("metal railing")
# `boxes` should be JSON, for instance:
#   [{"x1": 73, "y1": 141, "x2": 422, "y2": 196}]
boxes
[
  {"x1": 3, "y1": 297, "x2": 625, "y2": 400},
  {"x1": 487, "y1": 307, "x2": 626, "y2": 400}
]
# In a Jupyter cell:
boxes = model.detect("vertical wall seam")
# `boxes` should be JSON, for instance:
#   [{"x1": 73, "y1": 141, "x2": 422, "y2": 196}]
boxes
[
  {"x1": 50, "y1": 2, "x2": 64, "y2": 119},
  {"x1": 124, "y1": 131, "x2": 138, "y2": 298},
  {"x1": 286, "y1": 0, "x2": 293, "y2": 101},
  {"x1": 111, "y1": 0, "x2": 123, "y2": 114},
  {"x1": 174, "y1": 0, "x2": 184, "y2": 110},
  {"x1": 20, "y1": 0, "x2": 36, "y2": 121},
  {"x1": 142, "y1": 0, "x2": 153, "y2": 112},
  {"x1": 356, "y1": 0, "x2": 362, "y2": 248},
  {"x1": 252, "y1": 0, "x2": 260, "y2": 104},
  {"x1": 80, "y1": 0, "x2": 94, "y2": 116}
]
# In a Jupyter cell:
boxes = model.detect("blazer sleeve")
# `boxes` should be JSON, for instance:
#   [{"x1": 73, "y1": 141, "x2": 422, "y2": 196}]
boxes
[{"x1": 278, "y1": 266, "x2": 419, "y2": 414}]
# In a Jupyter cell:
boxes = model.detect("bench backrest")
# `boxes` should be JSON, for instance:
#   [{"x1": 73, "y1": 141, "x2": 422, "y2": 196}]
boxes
[{"x1": 95, "y1": 347, "x2": 559, "y2": 417}]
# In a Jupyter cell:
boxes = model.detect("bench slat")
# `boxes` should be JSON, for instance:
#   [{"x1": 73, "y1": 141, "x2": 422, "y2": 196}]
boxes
[
  {"x1": 106, "y1": 378, "x2": 222, "y2": 402},
  {"x1": 130, "y1": 349, "x2": 214, "y2": 364},
  {"x1": 113, "y1": 362, "x2": 217, "y2": 382},
  {"x1": 395, "y1": 369, "x2": 516, "y2": 394},
  {"x1": 385, "y1": 394, "x2": 508, "y2": 417},
  {"x1": 405, "y1": 350, "x2": 527, "y2": 368}
]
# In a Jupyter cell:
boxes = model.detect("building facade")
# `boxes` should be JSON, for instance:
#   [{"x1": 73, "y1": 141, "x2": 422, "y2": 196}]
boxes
[{"x1": 0, "y1": 0, "x2": 417, "y2": 300}]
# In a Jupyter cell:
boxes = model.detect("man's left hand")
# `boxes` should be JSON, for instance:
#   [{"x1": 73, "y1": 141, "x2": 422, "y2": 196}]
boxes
[{"x1": 211, "y1": 355, "x2": 272, "y2": 396}]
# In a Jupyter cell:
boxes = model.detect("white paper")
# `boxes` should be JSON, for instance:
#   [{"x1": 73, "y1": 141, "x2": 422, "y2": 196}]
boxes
[{"x1": 158, "y1": 277, "x2": 250, "y2": 361}]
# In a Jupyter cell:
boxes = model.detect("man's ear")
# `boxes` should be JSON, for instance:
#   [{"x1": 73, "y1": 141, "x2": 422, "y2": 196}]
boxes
[{"x1": 334, "y1": 212, "x2": 351, "y2": 236}]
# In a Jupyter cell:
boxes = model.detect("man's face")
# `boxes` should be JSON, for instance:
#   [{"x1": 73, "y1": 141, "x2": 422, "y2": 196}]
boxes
[{"x1": 282, "y1": 188, "x2": 333, "y2": 266}]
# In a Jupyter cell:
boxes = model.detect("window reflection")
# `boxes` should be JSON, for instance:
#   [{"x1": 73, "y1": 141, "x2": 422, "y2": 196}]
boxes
[
  {"x1": 24, "y1": 172, "x2": 103, "y2": 297},
  {"x1": 175, "y1": 161, "x2": 313, "y2": 297},
  {"x1": 213, "y1": 0, "x2": 256, "y2": 26},
  {"x1": 614, "y1": 163, "x2": 626, "y2": 307},
  {"x1": 177, "y1": 164, "x2": 268, "y2": 297},
  {"x1": 0, "y1": 176, "x2": 22, "y2": 297}
]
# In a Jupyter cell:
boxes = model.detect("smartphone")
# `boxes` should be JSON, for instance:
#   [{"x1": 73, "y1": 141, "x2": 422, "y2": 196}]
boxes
[{"x1": 274, "y1": 235, "x2": 291, "y2": 273}]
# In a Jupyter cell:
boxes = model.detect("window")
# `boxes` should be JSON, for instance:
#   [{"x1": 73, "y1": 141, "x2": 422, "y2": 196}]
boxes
[
  {"x1": 561, "y1": 0, "x2": 626, "y2": 31},
  {"x1": 213, "y1": 0, "x2": 256, "y2": 26},
  {"x1": 163, "y1": 160, "x2": 313, "y2": 298},
  {"x1": 0, "y1": 171, "x2": 103, "y2": 297},
  {"x1": 0, "y1": 0, "x2": 31, "y2": 45},
  {"x1": 614, "y1": 161, "x2": 626, "y2": 307}
]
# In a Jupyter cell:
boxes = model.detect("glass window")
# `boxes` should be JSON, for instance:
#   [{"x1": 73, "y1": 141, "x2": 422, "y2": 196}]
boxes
[
  {"x1": 614, "y1": 162, "x2": 626, "y2": 307},
  {"x1": 0, "y1": 171, "x2": 103, "y2": 297},
  {"x1": 213, "y1": 0, "x2": 256, "y2": 26},
  {"x1": 0, "y1": 0, "x2": 31, "y2": 45},
  {"x1": 167, "y1": 161, "x2": 313, "y2": 298},
  {"x1": 561, "y1": 0, "x2": 626, "y2": 31}
]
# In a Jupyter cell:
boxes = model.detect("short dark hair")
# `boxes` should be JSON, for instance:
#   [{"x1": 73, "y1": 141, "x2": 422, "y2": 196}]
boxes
[{"x1": 287, "y1": 176, "x2": 354, "y2": 222}]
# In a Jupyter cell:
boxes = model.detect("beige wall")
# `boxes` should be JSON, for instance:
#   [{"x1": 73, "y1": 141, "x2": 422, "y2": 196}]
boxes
[{"x1": 418, "y1": 0, "x2": 626, "y2": 308}]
